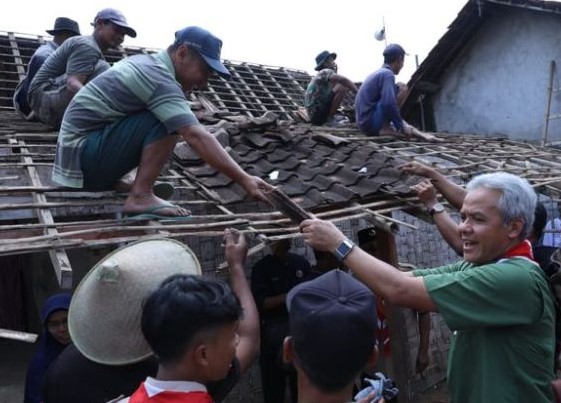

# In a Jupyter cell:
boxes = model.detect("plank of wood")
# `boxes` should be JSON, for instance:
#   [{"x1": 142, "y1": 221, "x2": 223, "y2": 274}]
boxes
[
  {"x1": 0, "y1": 328, "x2": 38, "y2": 343},
  {"x1": 12, "y1": 139, "x2": 73, "y2": 289}
]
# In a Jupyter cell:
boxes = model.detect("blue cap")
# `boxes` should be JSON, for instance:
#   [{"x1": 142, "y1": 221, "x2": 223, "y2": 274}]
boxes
[
  {"x1": 315, "y1": 50, "x2": 337, "y2": 71},
  {"x1": 94, "y1": 8, "x2": 136, "y2": 38},
  {"x1": 383, "y1": 43, "x2": 407, "y2": 59},
  {"x1": 174, "y1": 26, "x2": 230, "y2": 79}
]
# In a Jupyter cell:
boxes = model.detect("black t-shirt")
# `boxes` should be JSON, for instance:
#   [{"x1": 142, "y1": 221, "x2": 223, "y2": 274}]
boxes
[
  {"x1": 250, "y1": 253, "x2": 312, "y2": 323},
  {"x1": 43, "y1": 344, "x2": 241, "y2": 403}
]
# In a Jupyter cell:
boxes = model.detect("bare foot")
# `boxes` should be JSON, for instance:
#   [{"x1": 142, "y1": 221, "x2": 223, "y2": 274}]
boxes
[
  {"x1": 415, "y1": 132, "x2": 441, "y2": 142},
  {"x1": 123, "y1": 193, "x2": 190, "y2": 217}
]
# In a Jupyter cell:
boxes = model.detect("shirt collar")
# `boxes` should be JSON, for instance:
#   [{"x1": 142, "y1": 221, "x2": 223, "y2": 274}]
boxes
[
  {"x1": 143, "y1": 377, "x2": 207, "y2": 398},
  {"x1": 155, "y1": 50, "x2": 176, "y2": 77}
]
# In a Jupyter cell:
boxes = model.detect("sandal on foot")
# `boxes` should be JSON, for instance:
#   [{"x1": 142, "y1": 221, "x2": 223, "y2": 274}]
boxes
[{"x1": 123, "y1": 204, "x2": 191, "y2": 222}]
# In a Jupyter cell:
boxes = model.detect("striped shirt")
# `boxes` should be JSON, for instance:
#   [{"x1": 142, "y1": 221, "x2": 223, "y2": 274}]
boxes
[
  {"x1": 29, "y1": 35, "x2": 108, "y2": 97},
  {"x1": 52, "y1": 50, "x2": 198, "y2": 187}
]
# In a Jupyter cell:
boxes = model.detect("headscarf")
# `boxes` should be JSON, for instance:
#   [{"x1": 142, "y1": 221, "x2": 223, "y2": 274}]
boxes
[{"x1": 24, "y1": 293, "x2": 71, "y2": 403}]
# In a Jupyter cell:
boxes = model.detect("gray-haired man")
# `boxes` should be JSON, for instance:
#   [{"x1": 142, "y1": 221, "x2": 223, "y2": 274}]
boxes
[{"x1": 300, "y1": 172, "x2": 555, "y2": 403}]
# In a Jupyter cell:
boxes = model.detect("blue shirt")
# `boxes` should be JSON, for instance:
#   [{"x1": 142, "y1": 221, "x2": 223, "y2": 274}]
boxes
[
  {"x1": 13, "y1": 41, "x2": 58, "y2": 117},
  {"x1": 355, "y1": 65, "x2": 403, "y2": 132}
]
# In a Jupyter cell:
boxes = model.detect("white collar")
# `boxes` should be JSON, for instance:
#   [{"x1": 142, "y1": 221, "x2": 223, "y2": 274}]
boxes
[{"x1": 143, "y1": 377, "x2": 207, "y2": 398}]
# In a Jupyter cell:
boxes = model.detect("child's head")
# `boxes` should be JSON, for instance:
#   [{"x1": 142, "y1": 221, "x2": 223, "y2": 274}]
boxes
[
  {"x1": 284, "y1": 269, "x2": 378, "y2": 393},
  {"x1": 141, "y1": 274, "x2": 243, "y2": 380}
]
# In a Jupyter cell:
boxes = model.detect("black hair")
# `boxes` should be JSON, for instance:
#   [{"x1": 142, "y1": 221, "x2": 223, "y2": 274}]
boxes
[
  {"x1": 141, "y1": 274, "x2": 242, "y2": 364},
  {"x1": 533, "y1": 201, "x2": 548, "y2": 241},
  {"x1": 167, "y1": 42, "x2": 182, "y2": 52},
  {"x1": 383, "y1": 53, "x2": 404, "y2": 65},
  {"x1": 294, "y1": 342, "x2": 372, "y2": 393},
  {"x1": 357, "y1": 227, "x2": 377, "y2": 246}
]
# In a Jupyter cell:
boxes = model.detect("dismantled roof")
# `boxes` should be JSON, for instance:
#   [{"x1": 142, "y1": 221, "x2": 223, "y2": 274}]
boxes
[
  {"x1": 403, "y1": 0, "x2": 561, "y2": 115},
  {"x1": 0, "y1": 30, "x2": 310, "y2": 120},
  {"x1": 3, "y1": 29, "x2": 561, "y2": 288}
]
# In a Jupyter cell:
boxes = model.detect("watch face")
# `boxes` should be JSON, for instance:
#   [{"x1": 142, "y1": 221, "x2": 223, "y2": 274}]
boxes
[{"x1": 432, "y1": 203, "x2": 444, "y2": 214}]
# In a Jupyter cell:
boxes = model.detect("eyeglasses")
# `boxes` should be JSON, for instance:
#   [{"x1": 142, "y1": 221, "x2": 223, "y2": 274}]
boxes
[{"x1": 47, "y1": 318, "x2": 68, "y2": 330}]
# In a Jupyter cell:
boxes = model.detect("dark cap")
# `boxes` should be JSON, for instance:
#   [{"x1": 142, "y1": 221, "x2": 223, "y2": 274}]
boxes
[
  {"x1": 287, "y1": 269, "x2": 377, "y2": 388},
  {"x1": 174, "y1": 26, "x2": 230, "y2": 79},
  {"x1": 93, "y1": 8, "x2": 137, "y2": 38},
  {"x1": 383, "y1": 43, "x2": 407, "y2": 59},
  {"x1": 46, "y1": 17, "x2": 80, "y2": 36},
  {"x1": 315, "y1": 50, "x2": 337, "y2": 71}
]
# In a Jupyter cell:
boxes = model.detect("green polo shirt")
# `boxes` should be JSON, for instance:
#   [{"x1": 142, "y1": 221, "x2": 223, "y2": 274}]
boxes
[{"x1": 414, "y1": 258, "x2": 554, "y2": 403}]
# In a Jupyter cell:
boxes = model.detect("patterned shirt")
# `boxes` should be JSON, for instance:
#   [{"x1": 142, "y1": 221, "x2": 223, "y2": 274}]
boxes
[
  {"x1": 304, "y1": 68, "x2": 334, "y2": 120},
  {"x1": 52, "y1": 50, "x2": 199, "y2": 187}
]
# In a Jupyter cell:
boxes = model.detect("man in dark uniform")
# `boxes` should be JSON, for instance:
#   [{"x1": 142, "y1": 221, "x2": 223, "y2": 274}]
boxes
[{"x1": 250, "y1": 238, "x2": 312, "y2": 403}]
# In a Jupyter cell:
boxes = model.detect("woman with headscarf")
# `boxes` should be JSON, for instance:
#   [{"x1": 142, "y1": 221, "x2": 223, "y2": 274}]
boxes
[{"x1": 24, "y1": 293, "x2": 72, "y2": 403}]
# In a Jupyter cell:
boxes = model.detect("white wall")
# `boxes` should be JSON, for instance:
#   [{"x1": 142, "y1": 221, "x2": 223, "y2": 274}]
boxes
[{"x1": 432, "y1": 9, "x2": 561, "y2": 141}]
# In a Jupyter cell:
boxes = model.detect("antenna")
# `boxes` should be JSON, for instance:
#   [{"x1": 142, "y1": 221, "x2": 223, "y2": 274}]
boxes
[{"x1": 374, "y1": 16, "x2": 387, "y2": 47}]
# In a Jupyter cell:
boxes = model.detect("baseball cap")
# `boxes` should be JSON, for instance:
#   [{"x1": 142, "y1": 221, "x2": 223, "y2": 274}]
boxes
[
  {"x1": 383, "y1": 43, "x2": 407, "y2": 58},
  {"x1": 315, "y1": 50, "x2": 337, "y2": 71},
  {"x1": 174, "y1": 26, "x2": 231, "y2": 79},
  {"x1": 287, "y1": 269, "x2": 377, "y2": 388},
  {"x1": 93, "y1": 8, "x2": 137, "y2": 38},
  {"x1": 46, "y1": 17, "x2": 80, "y2": 36}
]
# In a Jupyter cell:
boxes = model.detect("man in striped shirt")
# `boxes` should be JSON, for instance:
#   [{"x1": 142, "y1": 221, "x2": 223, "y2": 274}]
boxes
[{"x1": 52, "y1": 26, "x2": 272, "y2": 219}]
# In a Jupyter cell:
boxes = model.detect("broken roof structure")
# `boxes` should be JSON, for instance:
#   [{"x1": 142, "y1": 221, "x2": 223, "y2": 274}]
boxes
[
  {"x1": 4, "y1": 15, "x2": 561, "y2": 402},
  {"x1": 2, "y1": 28, "x2": 561, "y2": 289}
]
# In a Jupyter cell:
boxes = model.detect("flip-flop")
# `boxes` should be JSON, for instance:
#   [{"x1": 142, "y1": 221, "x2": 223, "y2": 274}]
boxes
[
  {"x1": 153, "y1": 182, "x2": 175, "y2": 200},
  {"x1": 123, "y1": 204, "x2": 191, "y2": 222}
]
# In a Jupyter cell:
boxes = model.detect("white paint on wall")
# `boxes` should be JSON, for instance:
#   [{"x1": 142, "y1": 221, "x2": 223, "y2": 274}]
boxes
[{"x1": 432, "y1": 9, "x2": 561, "y2": 141}]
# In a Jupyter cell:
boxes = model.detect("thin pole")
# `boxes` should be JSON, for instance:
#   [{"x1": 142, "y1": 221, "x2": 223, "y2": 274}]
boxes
[{"x1": 542, "y1": 60, "x2": 555, "y2": 146}]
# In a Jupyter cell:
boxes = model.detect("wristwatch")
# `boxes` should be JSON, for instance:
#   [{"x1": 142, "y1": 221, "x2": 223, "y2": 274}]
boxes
[
  {"x1": 429, "y1": 202, "x2": 445, "y2": 216},
  {"x1": 334, "y1": 238, "x2": 355, "y2": 262}
]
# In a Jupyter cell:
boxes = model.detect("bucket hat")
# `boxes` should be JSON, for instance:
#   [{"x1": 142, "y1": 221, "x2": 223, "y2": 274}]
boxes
[
  {"x1": 69, "y1": 238, "x2": 202, "y2": 365},
  {"x1": 315, "y1": 50, "x2": 337, "y2": 71},
  {"x1": 46, "y1": 17, "x2": 80, "y2": 36}
]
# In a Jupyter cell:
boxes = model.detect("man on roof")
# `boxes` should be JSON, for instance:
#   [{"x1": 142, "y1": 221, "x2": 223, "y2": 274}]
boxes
[
  {"x1": 355, "y1": 44, "x2": 437, "y2": 141},
  {"x1": 13, "y1": 17, "x2": 80, "y2": 120},
  {"x1": 51, "y1": 26, "x2": 273, "y2": 220},
  {"x1": 28, "y1": 8, "x2": 136, "y2": 128},
  {"x1": 304, "y1": 50, "x2": 358, "y2": 127}
]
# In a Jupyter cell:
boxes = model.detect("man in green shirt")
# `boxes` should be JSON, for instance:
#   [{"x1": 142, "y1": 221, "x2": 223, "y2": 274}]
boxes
[{"x1": 299, "y1": 172, "x2": 555, "y2": 403}]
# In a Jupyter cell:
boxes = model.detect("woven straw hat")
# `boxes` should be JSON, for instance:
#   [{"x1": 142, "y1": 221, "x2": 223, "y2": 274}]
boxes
[{"x1": 69, "y1": 237, "x2": 202, "y2": 365}]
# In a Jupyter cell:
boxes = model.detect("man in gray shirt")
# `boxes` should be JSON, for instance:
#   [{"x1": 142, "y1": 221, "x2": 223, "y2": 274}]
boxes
[{"x1": 28, "y1": 8, "x2": 136, "y2": 128}]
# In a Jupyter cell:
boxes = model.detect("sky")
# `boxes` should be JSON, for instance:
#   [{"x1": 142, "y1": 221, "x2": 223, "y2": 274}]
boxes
[{"x1": 1, "y1": 0, "x2": 468, "y2": 82}]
